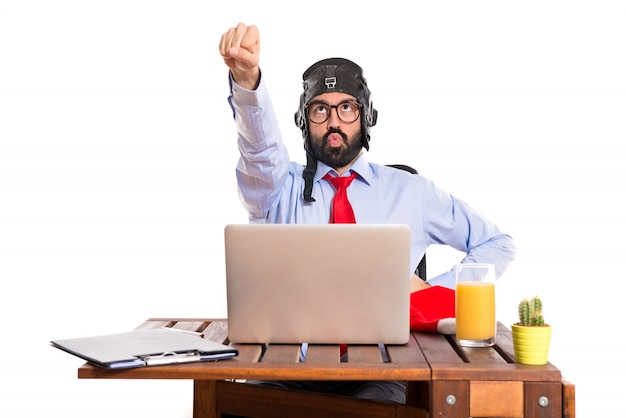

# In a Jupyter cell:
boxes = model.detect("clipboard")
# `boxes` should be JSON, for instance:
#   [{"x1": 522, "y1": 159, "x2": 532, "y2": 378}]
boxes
[{"x1": 51, "y1": 328, "x2": 238, "y2": 369}]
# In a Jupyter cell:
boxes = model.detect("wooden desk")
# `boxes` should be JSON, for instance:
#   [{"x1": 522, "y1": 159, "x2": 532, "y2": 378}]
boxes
[{"x1": 78, "y1": 319, "x2": 575, "y2": 418}]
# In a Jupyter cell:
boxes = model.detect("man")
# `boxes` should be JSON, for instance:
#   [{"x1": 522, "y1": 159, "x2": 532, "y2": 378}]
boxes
[{"x1": 219, "y1": 23, "x2": 516, "y2": 403}]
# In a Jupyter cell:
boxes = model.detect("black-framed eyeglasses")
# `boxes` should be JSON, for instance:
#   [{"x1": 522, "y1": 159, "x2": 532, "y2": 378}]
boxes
[{"x1": 306, "y1": 100, "x2": 362, "y2": 124}]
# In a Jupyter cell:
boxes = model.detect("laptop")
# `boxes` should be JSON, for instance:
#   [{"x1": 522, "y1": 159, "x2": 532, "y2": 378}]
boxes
[{"x1": 224, "y1": 223, "x2": 411, "y2": 345}]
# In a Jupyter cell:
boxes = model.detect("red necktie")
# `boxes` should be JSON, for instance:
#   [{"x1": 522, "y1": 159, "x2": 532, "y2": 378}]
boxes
[
  {"x1": 324, "y1": 172, "x2": 358, "y2": 358},
  {"x1": 324, "y1": 172, "x2": 358, "y2": 224}
]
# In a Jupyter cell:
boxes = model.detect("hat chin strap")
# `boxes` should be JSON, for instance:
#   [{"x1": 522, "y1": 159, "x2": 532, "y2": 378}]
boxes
[{"x1": 302, "y1": 150, "x2": 317, "y2": 202}]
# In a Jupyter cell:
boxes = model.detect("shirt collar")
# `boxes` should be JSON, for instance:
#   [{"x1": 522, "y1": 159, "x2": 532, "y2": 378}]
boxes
[{"x1": 314, "y1": 153, "x2": 373, "y2": 186}]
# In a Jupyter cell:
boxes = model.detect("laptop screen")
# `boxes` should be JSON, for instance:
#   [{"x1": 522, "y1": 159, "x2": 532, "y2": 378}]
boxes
[{"x1": 224, "y1": 224, "x2": 411, "y2": 344}]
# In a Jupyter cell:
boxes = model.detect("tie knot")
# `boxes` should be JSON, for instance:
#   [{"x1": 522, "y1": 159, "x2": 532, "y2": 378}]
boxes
[
  {"x1": 324, "y1": 172, "x2": 358, "y2": 190},
  {"x1": 323, "y1": 172, "x2": 358, "y2": 224}
]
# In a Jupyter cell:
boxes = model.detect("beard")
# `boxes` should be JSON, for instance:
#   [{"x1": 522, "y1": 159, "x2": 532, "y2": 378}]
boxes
[{"x1": 309, "y1": 127, "x2": 363, "y2": 169}]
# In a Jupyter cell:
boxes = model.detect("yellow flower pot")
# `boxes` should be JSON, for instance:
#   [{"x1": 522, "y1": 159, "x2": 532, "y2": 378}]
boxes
[{"x1": 511, "y1": 323, "x2": 552, "y2": 365}]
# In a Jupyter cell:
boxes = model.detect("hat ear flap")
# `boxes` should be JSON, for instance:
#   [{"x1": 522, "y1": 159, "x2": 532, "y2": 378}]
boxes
[
  {"x1": 369, "y1": 107, "x2": 378, "y2": 127},
  {"x1": 295, "y1": 81, "x2": 308, "y2": 130},
  {"x1": 294, "y1": 111, "x2": 305, "y2": 129}
]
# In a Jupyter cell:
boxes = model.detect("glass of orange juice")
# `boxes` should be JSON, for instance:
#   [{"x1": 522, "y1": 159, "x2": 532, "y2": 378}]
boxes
[{"x1": 455, "y1": 263, "x2": 496, "y2": 347}]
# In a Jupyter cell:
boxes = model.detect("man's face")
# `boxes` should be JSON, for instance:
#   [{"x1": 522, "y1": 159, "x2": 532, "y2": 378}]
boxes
[{"x1": 307, "y1": 92, "x2": 363, "y2": 170}]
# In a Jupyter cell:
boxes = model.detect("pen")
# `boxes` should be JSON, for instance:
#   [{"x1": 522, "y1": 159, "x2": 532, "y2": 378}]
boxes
[{"x1": 160, "y1": 327, "x2": 205, "y2": 338}]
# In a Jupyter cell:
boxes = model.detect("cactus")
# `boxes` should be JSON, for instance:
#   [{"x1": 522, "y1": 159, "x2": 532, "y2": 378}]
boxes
[{"x1": 518, "y1": 296, "x2": 546, "y2": 326}]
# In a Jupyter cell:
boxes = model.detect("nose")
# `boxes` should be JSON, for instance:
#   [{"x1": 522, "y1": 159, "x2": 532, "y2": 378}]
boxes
[{"x1": 326, "y1": 107, "x2": 342, "y2": 128}]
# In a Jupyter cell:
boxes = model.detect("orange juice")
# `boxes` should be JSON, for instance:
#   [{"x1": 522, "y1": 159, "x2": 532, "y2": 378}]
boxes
[{"x1": 456, "y1": 282, "x2": 496, "y2": 342}]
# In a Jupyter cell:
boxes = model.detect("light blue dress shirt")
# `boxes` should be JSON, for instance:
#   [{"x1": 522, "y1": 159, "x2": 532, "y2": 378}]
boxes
[{"x1": 228, "y1": 74, "x2": 516, "y2": 289}]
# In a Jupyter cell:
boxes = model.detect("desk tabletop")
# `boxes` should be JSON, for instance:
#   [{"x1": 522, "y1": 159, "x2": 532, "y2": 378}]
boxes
[{"x1": 78, "y1": 319, "x2": 561, "y2": 383}]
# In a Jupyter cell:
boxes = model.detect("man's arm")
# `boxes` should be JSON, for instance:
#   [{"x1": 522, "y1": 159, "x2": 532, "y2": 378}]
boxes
[{"x1": 219, "y1": 23, "x2": 291, "y2": 222}]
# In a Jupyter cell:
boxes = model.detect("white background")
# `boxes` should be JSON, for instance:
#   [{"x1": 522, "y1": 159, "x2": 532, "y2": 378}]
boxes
[{"x1": 1, "y1": 1, "x2": 624, "y2": 417}]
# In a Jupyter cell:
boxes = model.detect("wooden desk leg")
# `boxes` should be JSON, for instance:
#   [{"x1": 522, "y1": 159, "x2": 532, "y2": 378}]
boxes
[
  {"x1": 430, "y1": 380, "x2": 469, "y2": 418},
  {"x1": 562, "y1": 379, "x2": 576, "y2": 418},
  {"x1": 406, "y1": 381, "x2": 429, "y2": 409},
  {"x1": 193, "y1": 380, "x2": 217, "y2": 418},
  {"x1": 524, "y1": 382, "x2": 562, "y2": 418}
]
